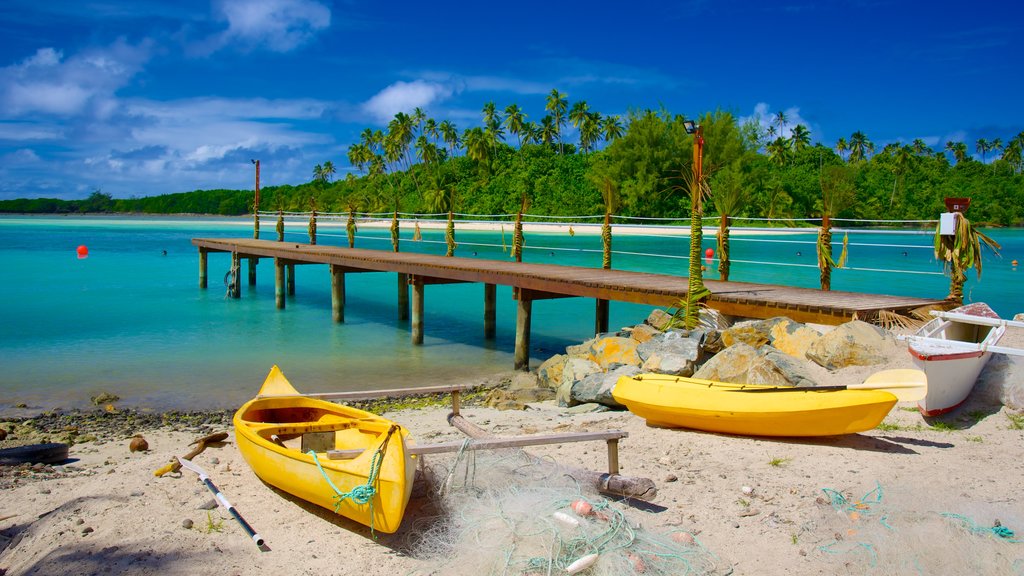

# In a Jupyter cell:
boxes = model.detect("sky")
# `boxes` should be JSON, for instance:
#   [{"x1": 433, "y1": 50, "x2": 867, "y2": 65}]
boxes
[{"x1": 0, "y1": 0, "x2": 1021, "y2": 201}]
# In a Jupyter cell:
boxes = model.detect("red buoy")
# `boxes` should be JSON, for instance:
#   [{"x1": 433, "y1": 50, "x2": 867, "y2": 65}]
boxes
[
  {"x1": 76, "y1": 245, "x2": 89, "y2": 259},
  {"x1": 704, "y1": 248, "x2": 714, "y2": 258}
]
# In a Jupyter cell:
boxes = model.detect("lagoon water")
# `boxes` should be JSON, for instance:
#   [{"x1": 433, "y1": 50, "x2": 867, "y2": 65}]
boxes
[{"x1": 1, "y1": 215, "x2": 1020, "y2": 415}]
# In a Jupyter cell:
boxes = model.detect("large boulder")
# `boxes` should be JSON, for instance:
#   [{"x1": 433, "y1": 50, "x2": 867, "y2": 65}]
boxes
[
  {"x1": 572, "y1": 365, "x2": 640, "y2": 408},
  {"x1": 721, "y1": 317, "x2": 788, "y2": 348},
  {"x1": 769, "y1": 319, "x2": 822, "y2": 359},
  {"x1": 806, "y1": 320, "x2": 895, "y2": 370},
  {"x1": 693, "y1": 343, "x2": 760, "y2": 382},
  {"x1": 587, "y1": 336, "x2": 640, "y2": 370},
  {"x1": 637, "y1": 330, "x2": 704, "y2": 376},
  {"x1": 628, "y1": 323, "x2": 661, "y2": 344},
  {"x1": 694, "y1": 343, "x2": 816, "y2": 387},
  {"x1": 556, "y1": 357, "x2": 602, "y2": 406},
  {"x1": 537, "y1": 354, "x2": 568, "y2": 389},
  {"x1": 646, "y1": 309, "x2": 674, "y2": 331}
]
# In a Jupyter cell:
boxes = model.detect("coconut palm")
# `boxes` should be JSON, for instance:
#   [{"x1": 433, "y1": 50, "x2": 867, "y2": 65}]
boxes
[
  {"x1": 976, "y1": 138, "x2": 990, "y2": 163},
  {"x1": 818, "y1": 165, "x2": 856, "y2": 290},
  {"x1": 322, "y1": 160, "x2": 336, "y2": 182},
  {"x1": 945, "y1": 141, "x2": 968, "y2": 164},
  {"x1": 545, "y1": 89, "x2": 568, "y2": 154},
  {"x1": 463, "y1": 127, "x2": 490, "y2": 169},
  {"x1": 789, "y1": 124, "x2": 811, "y2": 150},
  {"x1": 439, "y1": 120, "x2": 460, "y2": 157},
  {"x1": 836, "y1": 137, "x2": 848, "y2": 161},
  {"x1": 766, "y1": 137, "x2": 790, "y2": 166},
  {"x1": 774, "y1": 110, "x2": 788, "y2": 138},
  {"x1": 602, "y1": 115, "x2": 624, "y2": 142},
  {"x1": 504, "y1": 103, "x2": 527, "y2": 148},
  {"x1": 934, "y1": 212, "x2": 1000, "y2": 304},
  {"x1": 911, "y1": 139, "x2": 930, "y2": 156},
  {"x1": 711, "y1": 166, "x2": 745, "y2": 282},
  {"x1": 538, "y1": 116, "x2": 557, "y2": 147},
  {"x1": 847, "y1": 131, "x2": 873, "y2": 162},
  {"x1": 889, "y1": 146, "x2": 912, "y2": 207}
]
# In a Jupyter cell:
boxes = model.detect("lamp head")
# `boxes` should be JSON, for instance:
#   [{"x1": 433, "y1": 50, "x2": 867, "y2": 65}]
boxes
[
  {"x1": 683, "y1": 120, "x2": 697, "y2": 135},
  {"x1": 251, "y1": 159, "x2": 257, "y2": 164}
]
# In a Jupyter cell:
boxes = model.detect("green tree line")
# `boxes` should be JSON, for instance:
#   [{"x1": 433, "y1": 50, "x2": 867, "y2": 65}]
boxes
[{"x1": 3, "y1": 95, "x2": 1022, "y2": 226}]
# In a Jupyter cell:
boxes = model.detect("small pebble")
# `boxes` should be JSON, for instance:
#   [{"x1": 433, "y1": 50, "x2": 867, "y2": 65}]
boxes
[
  {"x1": 182, "y1": 519, "x2": 194, "y2": 529},
  {"x1": 39, "y1": 488, "x2": 51, "y2": 495},
  {"x1": 130, "y1": 491, "x2": 144, "y2": 497},
  {"x1": 75, "y1": 518, "x2": 84, "y2": 525},
  {"x1": 210, "y1": 457, "x2": 220, "y2": 466},
  {"x1": 81, "y1": 526, "x2": 94, "y2": 535},
  {"x1": 198, "y1": 499, "x2": 217, "y2": 510},
  {"x1": 664, "y1": 474, "x2": 678, "y2": 483}
]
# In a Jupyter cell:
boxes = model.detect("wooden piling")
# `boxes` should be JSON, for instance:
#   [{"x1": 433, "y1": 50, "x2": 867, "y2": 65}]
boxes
[
  {"x1": 287, "y1": 264, "x2": 295, "y2": 296},
  {"x1": 595, "y1": 299, "x2": 609, "y2": 334},
  {"x1": 198, "y1": 248, "x2": 208, "y2": 289},
  {"x1": 484, "y1": 283, "x2": 496, "y2": 339},
  {"x1": 514, "y1": 295, "x2": 532, "y2": 371},
  {"x1": 248, "y1": 257, "x2": 258, "y2": 285},
  {"x1": 397, "y1": 273, "x2": 409, "y2": 320},
  {"x1": 230, "y1": 252, "x2": 241, "y2": 298},
  {"x1": 330, "y1": 264, "x2": 345, "y2": 323},
  {"x1": 411, "y1": 278, "x2": 424, "y2": 344},
  {"x1": 274, "y1": 258, "x2": 285, "y2": 309}
]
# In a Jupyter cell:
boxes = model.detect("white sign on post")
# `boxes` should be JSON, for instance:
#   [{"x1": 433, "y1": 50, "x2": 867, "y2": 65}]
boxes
[{"x1": 939, "y1": 212, "x2": 957, "y2": 235}]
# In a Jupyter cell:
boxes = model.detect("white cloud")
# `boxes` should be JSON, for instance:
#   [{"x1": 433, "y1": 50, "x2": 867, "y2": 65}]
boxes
[
  {"x1": 740, "y1": 102, "x2": 814, "y2": 141},
  {"x1": 0, "y1": 40, "x2": 151, "y2": 117},
  {"x1": 200, "y1": 0, "x2": 331, "y2": 54},
  {"x1": 362, "y1": 80, "x2": 455, "y2": 124},
  {"x1": 4, "y1": 149, "x2": 41, "y2": 163}
]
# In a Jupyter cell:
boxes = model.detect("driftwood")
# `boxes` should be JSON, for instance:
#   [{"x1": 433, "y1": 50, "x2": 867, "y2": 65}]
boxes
[
  {"x1": 447, "y1": 413, "x2": 657, "y2": 501},
  {"x1": 153, "y1": 431, "x2": 229, "y2": 477}
]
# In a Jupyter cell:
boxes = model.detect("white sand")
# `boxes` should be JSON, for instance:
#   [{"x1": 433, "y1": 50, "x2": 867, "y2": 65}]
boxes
[{"x1": 2, "y1": 329, "x2": 1022, "y2": 575}]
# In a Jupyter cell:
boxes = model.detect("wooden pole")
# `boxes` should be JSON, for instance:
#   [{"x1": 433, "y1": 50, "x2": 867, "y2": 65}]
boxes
[
  {"x1": 274, "y1": 258, "x2": 285, "y2": 309},
  {"x1": 484, "y1": 283, "x2": 496, "y2": 339},
  {"x1": 230, "y1": 252, "x2": 241, "y2": 299},
  {"x1": 514, "y1": 294, "x2": 532, "y2": 371},
  {"x1": 595, "y1": 299, "x2": 609, "y2": 334},
  {"x1": 287, "y1": 264, "x2": 295, "y2": 296},
  {"x1": 397, "y1": 273, "x2": 409, "y2": 321},
  {"x1": 198, "y1": 248, "x2": 208, "y2": 289},
  {"x1": 330, "y1": 264, "x2": 345, "y2": 323},
  {"x1": 248, "y1": 257, "x2": 257, "y2": 286},
  {"x1": 411, "y1": 277, "x2": 424, "y2": 344}
]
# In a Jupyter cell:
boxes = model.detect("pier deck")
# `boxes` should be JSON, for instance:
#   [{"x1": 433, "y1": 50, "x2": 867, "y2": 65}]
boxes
[{"x1": 193, "y1": 238, "x2": 948, "y2": 369}]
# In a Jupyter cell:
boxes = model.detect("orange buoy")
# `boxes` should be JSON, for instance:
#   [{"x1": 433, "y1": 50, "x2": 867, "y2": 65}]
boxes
[
  {"x1": 1013, "y1": 260, "x2": 1019, "y2": 267},
  {"x1": 76, "y1": 245, "x2": 89, "y2": 259},
  {"x1": 705, "y1": 248, "x2": 714, "y2": 258}
]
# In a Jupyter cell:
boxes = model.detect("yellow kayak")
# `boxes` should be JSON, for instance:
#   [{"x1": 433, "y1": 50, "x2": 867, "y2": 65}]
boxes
[
  {"x1": 233, "y1": 366, "x2": 415, "y2": 533},
  {"x1": 612, "y1": 373, "x2": 900, "y2": 437}
]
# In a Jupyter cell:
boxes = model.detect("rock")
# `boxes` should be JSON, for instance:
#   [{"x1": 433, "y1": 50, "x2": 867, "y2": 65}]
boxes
[
  {"x1": 556, "y1": 358, "x2": 602, "y2": 407},
  {"x1": 694, "y1": 343, "x2": 760, "y2": 382},
  {"x1": 90, "y1": 392, "x2": 119, "y2": 405},
  {"x1": 665, "y1": 474, "x2": 678, "y2": 483},
  {"x1": 536, "y1": 354, "x2": 568, "y2": 389},
  {"x1": 511, "y1": 387, "x2": 556, "y2": 403},
  {"x1": 484, "y1": 389, "x2": 528, "y2": 411},
  {"x1": 721, "y1": 317, "x2": 787, "y2": 348},
  {"x1": 82, "y1": 526, "x2": 94, "y2": 535},
  {"x1": 182, "y1": 519, "x2": 194, "y2": 529},
  {"x1": 587, "y1": 336, "x2": 640, "y2": 370},
  {"x1": 0, "y1": 428, "x2": 6, "y2": 441},
  {"x1": 646, "y1": 309, "x2": 674, "y2": 331},
  {"x1": 129, "y1": 435, "x2": 148, "y2": 452},
  {"x1": 637, "y1": 330, "x2": 704, "y2": 375},
  {"x1": 1014, "y1": 313, "x2": 1024, "y2": 322},
  {"x1": 565, "y1": 403, "x2": 609, "y2": 414},
  {"x1": 806, "y1": 320, "x2": 895, "y2": 370},
  {"x1": 572, "y1": 365, "x2": 640, "y2": 408},
  {"x1": 748, "y1": 347, "x2": 817, "y2": 387},
  {"x1": 768, "y1": 319, "x2": 822, "y2": 359},
  {"x1": 629, "y1": 323, "x2": 661, "y2": 343},
  {"x1": 507, "y1": 371, "x2": 539, "y2": 391},
  {"x1": 565, "y1": 337, "x2": 596, "y2": 357},
  {"x1": 697, "y1": 307, "x2": 733, "y2": 331}
]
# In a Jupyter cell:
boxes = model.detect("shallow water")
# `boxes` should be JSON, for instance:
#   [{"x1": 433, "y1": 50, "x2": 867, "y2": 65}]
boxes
[{"x1": 0, "y1": 215, "x2": 1020, "y2": 414}]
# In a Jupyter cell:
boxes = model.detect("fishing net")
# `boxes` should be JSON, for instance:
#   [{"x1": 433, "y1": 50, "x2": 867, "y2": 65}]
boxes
[
  {"x1": 808, "y1": 482, "x2": 1023, "y2": 575},
  {"x1": 406, "y1": 447, "x2": 721, "y2": 576}
]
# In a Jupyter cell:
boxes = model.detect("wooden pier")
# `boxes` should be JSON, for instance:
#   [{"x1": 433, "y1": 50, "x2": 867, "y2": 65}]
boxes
[{"x1": 193, "y1": 238, "x2": 948, "y2": 370}]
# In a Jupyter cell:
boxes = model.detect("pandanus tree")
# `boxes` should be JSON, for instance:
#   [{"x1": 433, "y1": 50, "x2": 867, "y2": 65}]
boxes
[
  {"x1": 817, "y1": 165, "x2": 856, "y2": 290},
  {"x1": 934, "y1": 210, "x2": 1000, "y2": 305}
]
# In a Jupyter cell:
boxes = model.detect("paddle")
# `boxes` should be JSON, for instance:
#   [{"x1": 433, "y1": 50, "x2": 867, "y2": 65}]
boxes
[
  {"x1": 178, "y1": 457, "x2": 265, "y2": 547},
  {"x1": 725, "y1": 369, "x2": 928, "y2": 402}
]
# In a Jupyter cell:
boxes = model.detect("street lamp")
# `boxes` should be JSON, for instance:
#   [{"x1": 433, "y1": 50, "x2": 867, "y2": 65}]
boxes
[
  {"x1": 682, "y1": 117, "x2": 707, "y2": 329},
  {"x1": 251, "y1": 159, "x2": 260, "y2": 240}
]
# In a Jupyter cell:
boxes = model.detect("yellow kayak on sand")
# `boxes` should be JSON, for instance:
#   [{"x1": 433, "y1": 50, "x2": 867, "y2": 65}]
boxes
[
  {"x1": 611, "y1": 372, "x2": 918, "y2": 437},
  {"x1": 234, "y1": 366, "x2": 415, "y2": 533}
]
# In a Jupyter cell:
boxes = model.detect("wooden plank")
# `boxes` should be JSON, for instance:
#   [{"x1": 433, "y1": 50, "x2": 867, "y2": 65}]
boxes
[
  {"x1": 257, "y1": 382, "x2": 477, "y2": 401},
  {"x1": 325, "y1": 430, "x2": 630, "y2": 459},
  {"x1": 931, "y1": 311, "x2": 1024, "y2": 329}
]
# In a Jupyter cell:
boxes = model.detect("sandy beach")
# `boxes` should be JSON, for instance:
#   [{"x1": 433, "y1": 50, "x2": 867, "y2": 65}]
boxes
[{"x1": 2, "y1": 324, "x2": 1022, "y2": 576}]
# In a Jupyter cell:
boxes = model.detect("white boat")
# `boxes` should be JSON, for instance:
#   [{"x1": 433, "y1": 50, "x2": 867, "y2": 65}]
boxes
[{"x1": 905, "y1": 302, "x2": 1021, "y2": 416}]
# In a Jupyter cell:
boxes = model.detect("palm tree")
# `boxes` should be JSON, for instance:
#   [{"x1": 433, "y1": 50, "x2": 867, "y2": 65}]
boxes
[
  {"x1": 835, "y1": 137, "x2": 848, "y2": 162},
  {"x1": 463, "y1": 127, "x2": 490, "y2": 169},
  {"x1": 774, "y1": 110, "x2": 788, "y2": 138},
  {"x1": 439, "y1": 120, "x2": 460, "y2": 157},
  {"x1": 945, "y1": 141, "x2": 968, "y2": 164},
  {"x1": 789, "y1": 124, "x2": 811, "y2": 150},
  {"x1": 817, "y1": 165, "x2": 856, "y2": 290},
  {"x1": 312, "y1": 163, "x2": 325, "y2": 184},
  {"x1": 545, "y1": 89, "x2": 568, "y2": 154},
  {"x1": 766, "y1": 137, "x2": 790, "y2": 166},
  {"x1": 890, "y1": 145, "x2": 912, "y2": 207},
  {"x1": 976, "y1": 138, "x2": 990, "y2": 163},
  {"x1": 847, "y1": 131, "x2": 873, "y2": 162},
  {"x1": 934, "y1": 212, "x2": 1000, "y2": 304},
  {"x1": 911, "y1": 138, "x2": 930, "y2": 155},
  {"x1": 538, "y1": 116, "x2": 557, "y2": 147},
  {"x1": 602, "y1": 115, "x2": 624, "y2": 142},
  {"x1": 711, "y1": 166, "x2": 745, "y2": 282},
  {"x1": 322, "y1": 160, "x2": 336, "y2": 182},
  {"x1": 504, "y1": 103, "x2": 526, "y2": 148},
  {"x1": 1002, "y1": 138, "x2": 1023, "y2": 173},
  {"x1": 520, "y1": 120, "x2": 538, "y2": 145}
]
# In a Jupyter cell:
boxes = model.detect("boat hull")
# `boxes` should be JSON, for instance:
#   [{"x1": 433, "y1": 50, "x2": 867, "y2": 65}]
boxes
[
  {"x1": 908, "y1": 303, "x2": 1005, "y2": 417},
  {"x1": 612, "y1": 374, "x2": 897, "y2": 437},
  {"x1": 234, "y1": 367, "x2": 415, "y2": 533}
]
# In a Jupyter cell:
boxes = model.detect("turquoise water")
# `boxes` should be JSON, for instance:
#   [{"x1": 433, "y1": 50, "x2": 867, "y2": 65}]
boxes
[{"x1": 1, "y1": 215, "x2": 1020, "y2": 415}]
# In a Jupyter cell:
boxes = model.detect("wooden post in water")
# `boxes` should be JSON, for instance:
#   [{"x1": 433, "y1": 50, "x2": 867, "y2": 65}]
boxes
[
  {"x1": 595, "y1": 299, "x2": 609, "y2": 334},
  {"x1": 230, "y1": 252, "x2": 241, "y2": 298},
  {"x1": 287, "y1": 264, "x2": 295, "y2": 296},
  {"x1": 248, "y1": 257, "x2": 258, "y2": 286},
  {"x1": 484, "y1": 283, "x2": 496, "y2": 339},
  {"x1": 397, "y1": 273, "x2": 409, "y2": 320},
  {"x1": 274, "y1": 258, "x2": 285, "y2": 309},
  {"x1": 250, "y1": 159, "x2": 260, "y2": 286},
  {"x1": 198, "y1": 248, "x2": 208, "y2": 289},
  {"x1": 411, "y1": 277, "x2": 424, "y2": 344},
  {"x1": 514, "y1": 293, "x2": 532, "y2": 371},
  {"x1": 330, "y1": 265, "x2": 345, "y2": 323}
]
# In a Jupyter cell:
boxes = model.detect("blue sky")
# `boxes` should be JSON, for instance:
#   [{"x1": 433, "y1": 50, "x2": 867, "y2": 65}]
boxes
[{"x1": 1, "y1": 0, "x2": 1021, "y2": 200}]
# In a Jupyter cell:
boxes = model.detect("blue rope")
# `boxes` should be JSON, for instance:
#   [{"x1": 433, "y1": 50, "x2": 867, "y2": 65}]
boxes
[{"x1": 941, "y1": 513, "x2": 1021, "y2": 543}]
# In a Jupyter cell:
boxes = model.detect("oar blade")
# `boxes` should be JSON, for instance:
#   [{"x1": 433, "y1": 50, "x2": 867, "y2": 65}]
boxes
[{"x1": 850, "y1": 369, "x2": 928, "y2": 402}]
